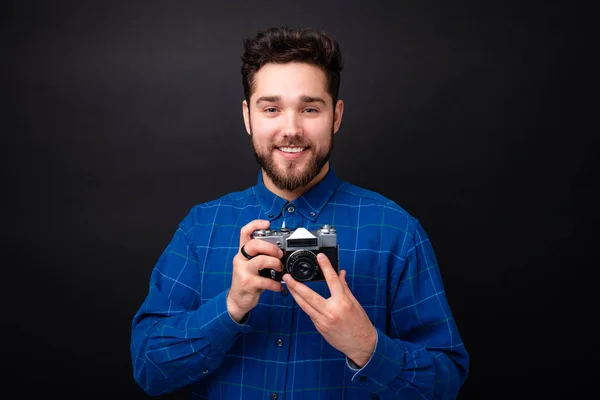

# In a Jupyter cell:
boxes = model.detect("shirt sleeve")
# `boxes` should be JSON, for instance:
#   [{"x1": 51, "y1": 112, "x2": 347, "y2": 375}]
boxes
[
  {"x1": 130, "y1": 215, "x2": 252, "y2": 396},
  {"x1": 346, "y1": 221, "x2": 470, "y2": 399}
]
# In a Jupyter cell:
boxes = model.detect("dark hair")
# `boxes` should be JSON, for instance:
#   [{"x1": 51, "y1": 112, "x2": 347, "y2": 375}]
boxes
[{"x1": 241, "y1": 26, "x2": 344, "y2": 107}]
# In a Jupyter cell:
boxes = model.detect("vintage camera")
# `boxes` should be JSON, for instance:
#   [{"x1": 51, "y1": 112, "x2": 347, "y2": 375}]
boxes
[{"x1": 252, "y1": 225, "x2": 339, "y2": 282}]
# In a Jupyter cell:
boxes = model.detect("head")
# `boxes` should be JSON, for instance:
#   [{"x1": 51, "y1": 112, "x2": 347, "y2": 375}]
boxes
[{"x1": 241, "y1": 26, "x2": 344, "y2": 194}]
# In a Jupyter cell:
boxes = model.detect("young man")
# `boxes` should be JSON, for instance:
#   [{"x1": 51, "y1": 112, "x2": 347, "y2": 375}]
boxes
[{"x1": 131, "y1": 26, "x2": 469, "y2": 399}]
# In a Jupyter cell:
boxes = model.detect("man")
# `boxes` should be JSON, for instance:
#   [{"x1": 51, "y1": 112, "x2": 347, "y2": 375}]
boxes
[{"x1": 131, "y1": 26, "x2": 469, "y2": 399}]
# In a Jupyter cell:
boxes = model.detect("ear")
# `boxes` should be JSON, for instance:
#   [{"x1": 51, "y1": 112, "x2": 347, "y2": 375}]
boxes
[
  {"x1": 242, "y1": 100, "x2": 251, "y2": 135},
  {"x1": 333, "y1": 99, "x2": 344, "y2": 134}
]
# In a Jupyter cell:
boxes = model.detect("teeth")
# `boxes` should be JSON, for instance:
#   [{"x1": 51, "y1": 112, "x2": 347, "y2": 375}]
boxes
[{"x1": 279, "y1": 147, "x2": 305, "y2": 153}]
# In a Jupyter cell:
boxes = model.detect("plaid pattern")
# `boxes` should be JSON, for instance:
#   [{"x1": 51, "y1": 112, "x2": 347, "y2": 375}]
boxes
[{"x1": 131, "y1": 169, "x2": 469, "y2": 399}]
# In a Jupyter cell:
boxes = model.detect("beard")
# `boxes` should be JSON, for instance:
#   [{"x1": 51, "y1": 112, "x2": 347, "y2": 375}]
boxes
[{"x1": 250, "y1": 126, "x2": 334, "y2": 192}]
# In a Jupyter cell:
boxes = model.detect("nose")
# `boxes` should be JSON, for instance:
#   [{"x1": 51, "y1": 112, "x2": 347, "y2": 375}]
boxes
[{"x1": 283, "y1": 111, "x2": 302, "y2": 137}]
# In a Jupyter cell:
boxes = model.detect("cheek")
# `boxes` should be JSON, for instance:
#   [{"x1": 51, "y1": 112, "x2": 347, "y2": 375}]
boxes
[
  {"x1": 250, "y1": 117, "x2": 279, "y2": 137},
  {"x1": 306, "y1": 117, "x2": 333, "y2": 133},
  {"x1": 308, "y1": 124, "x2": 334, "y2": 143}
]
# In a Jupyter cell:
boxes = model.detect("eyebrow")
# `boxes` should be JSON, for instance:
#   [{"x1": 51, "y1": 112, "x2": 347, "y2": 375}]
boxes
[{"x1": 255, "y1": 95, "x2": 327, "y2": 106}]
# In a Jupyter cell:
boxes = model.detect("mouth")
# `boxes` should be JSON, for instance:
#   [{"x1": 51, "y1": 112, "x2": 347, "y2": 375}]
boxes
[
  {"x1": 276, "y1": 146, "x2": 308, "y2": 159},
  {"x1": 278, "y1": 146, "x2": 306, "y2": 153}
]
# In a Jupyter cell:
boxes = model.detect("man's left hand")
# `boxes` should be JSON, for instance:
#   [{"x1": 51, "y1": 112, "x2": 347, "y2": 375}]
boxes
[{"x1": 283, "y1": 253, "x2": 377, "y2": 368}]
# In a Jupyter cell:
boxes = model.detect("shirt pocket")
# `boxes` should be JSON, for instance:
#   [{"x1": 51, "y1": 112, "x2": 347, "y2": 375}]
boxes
[{"x1": 349, "y1": 282, "x2": 381, "y2": 306}]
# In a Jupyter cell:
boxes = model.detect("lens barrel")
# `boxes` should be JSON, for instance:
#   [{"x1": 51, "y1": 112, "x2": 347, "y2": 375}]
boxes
[{"x1": 286, "y1": 250, "x2": 318, "y2": 282}]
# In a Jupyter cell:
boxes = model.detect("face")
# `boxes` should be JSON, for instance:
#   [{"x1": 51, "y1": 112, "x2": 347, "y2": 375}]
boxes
[{"x1": 243, "y1": 62, "x2": 343, "y2": 192}]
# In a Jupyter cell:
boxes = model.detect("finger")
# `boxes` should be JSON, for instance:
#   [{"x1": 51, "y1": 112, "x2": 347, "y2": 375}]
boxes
[
  {"x1": 239, "y1": 219, "x2": 270, "y2": 247},
  {"x1": 339, "y1": 270, "x2": 361, "y2": 306},
  {"x1": 249, "y1": 254, "x2": 284, "y2": 273},
  {"x1": 254, "y1": 276, "x2": 283, "y2": 292},
  {"x1": 316, "y1": 253, "x2": 344, "y2": 297},
  {"x1": 243, "y1": 238, "x2": 284, "y2": 259},
  {"x1": 284, "y1": 279, "x2": 321, "y2": 320},
  {"x1": 282, "y1": 273, "x2": 327, "y2": 311},
  {"x1": 339, "y1": 270, "x2": 354, "y2": 298},
  {"x1": 340, "y1": 269, "x2": 349, "y2": 287}
]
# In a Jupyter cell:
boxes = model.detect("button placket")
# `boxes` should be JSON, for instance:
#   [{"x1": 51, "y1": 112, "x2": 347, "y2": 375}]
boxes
[{"x1": 268, "y1": 275, "x2": 292, "y2": 400}]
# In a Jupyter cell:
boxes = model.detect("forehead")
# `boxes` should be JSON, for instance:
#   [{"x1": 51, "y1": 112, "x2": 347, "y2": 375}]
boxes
[{"x1": 251, "y1": 62, "x2": 330, "y2": 103}]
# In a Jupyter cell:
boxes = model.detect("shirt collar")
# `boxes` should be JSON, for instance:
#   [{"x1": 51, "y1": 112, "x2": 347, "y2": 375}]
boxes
[{"x1": 253, "y1": 168, "x2": 341, "y2": 222}]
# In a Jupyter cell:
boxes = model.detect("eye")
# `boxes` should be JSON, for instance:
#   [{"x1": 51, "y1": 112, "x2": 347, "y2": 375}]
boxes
[
  {"x1": 303, "y1": 108, "x2": 318, "y2": 113},
  {"x1": 265, "y1": 107, "x2": 278, "y2": 113}
]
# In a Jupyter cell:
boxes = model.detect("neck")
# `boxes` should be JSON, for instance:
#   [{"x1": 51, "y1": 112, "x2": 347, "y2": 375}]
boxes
[{"x1": 262, "y1": 163, "x2": 330, "y2": 202}]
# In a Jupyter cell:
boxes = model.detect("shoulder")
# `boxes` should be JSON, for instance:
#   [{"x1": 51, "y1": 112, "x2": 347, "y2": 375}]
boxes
[
  {"x1": 335, "y1": 181, "x2": 420, "y2": 235},
  {"x1": 180, "y1": 186, "x2": 258, "y2": 228},
  {"x1": 194, "y1": 187, "x2": 256, "y2": 209}
]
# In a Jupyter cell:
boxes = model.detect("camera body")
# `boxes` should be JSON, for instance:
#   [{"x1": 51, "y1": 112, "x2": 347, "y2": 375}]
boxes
[{"x1": 252, "y1": 225, "x2": 339, "y2": 282}]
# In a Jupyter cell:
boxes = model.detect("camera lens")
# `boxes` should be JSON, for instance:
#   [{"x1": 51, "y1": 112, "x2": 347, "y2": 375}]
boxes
[{"x1": 286, "y1": 250, "x2": 318, "y2": 282}]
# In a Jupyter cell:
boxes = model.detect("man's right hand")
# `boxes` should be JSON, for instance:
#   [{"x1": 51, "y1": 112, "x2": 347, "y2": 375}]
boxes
[{"x1": 226, "y1": 219, "x2": 284, "y2": 322}]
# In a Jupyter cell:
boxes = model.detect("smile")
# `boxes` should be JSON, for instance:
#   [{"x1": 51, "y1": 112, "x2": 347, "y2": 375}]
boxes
[{"x1": 278, "y1": 147, "x2": 306, "y2": 153}]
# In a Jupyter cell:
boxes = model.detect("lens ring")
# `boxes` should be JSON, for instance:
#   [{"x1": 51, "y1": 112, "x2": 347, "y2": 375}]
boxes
[{"x1": 286, "y1": 250, "x2": 318, "y2": 282}]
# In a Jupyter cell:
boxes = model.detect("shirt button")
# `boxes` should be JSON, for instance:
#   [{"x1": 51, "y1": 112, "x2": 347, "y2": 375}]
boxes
[
  {"x1": 281, "y1": 288, "x2": 288, "y2": 296},
  {"x1": 275, "y1": 338, "x2": 283, "y2": 347},
  {"x1": 270, "y1": 393, "x2": 278, "y2": 400},
  {"x1": 287, "y1": 205, "x2": 295, "y2": 213},
  {"x1": 202, "y1": 369, "x2": 209, "y2": 374},
  {"x1": 310, "y1": 211, "x2": 316, "y2": 217}
]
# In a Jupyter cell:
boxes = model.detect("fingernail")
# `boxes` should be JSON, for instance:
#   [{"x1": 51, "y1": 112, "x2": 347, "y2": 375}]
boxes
[
  {"x1": 278, "y1": 250, "x2": 284, "y2": 258},
  {"x1": 317, "y1": 253, "x2": 326, "y2": 261}
]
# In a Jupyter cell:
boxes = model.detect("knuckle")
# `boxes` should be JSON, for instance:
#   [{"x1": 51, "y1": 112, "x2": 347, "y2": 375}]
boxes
[
  {"x1": 239, "y1": 275, "x2": 252, "y2": 287},
  {"x1": 341, "y1": 301, "x2": 352, "y2": 313},
  {"x1": 326, "y1": 311, "x2": 340, "y2": 324},
  {"x1": 253, "y1": 254, "x2": 269, "y2": 266},
  {"x1": 233, "y1": 254, "x2": 246, "y2": 267}
]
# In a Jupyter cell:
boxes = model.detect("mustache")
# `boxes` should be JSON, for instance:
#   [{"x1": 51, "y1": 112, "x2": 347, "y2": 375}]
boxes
[{"x1": 271, "y1": 137, "x2": 311, "y2": 148}]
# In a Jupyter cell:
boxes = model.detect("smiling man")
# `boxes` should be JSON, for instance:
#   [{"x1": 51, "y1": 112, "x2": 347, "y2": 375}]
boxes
[
  {"x1": 131, "y1": 26, "x2": 469, "y2": 399},
  {"x1": 244, "y1": 62, "x2": 341, "y2": 198}
]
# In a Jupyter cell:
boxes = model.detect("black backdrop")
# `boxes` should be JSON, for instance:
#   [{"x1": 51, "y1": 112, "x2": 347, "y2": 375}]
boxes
[{"x1": 3, "y1": 1, "x2": 595, "y2": 398}]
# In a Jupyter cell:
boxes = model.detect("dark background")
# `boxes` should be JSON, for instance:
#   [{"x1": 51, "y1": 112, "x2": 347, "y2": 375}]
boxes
[{"x1": 3, "y1": 0, "x2": 595, "y2": 398}]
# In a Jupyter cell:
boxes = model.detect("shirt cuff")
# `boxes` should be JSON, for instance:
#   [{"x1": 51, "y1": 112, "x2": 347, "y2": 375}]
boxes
[
  {"x1": 346, "y1": 327, "x2": 406, "y2": 391},
  {"x1": 195, "y1": 289, "x2": 252, "y2": 353}
]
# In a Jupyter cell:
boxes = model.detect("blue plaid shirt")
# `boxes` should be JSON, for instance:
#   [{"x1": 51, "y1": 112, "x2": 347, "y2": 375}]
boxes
[{"x1": 131, "y1": 168, "x2": 469, "y2": 399}]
